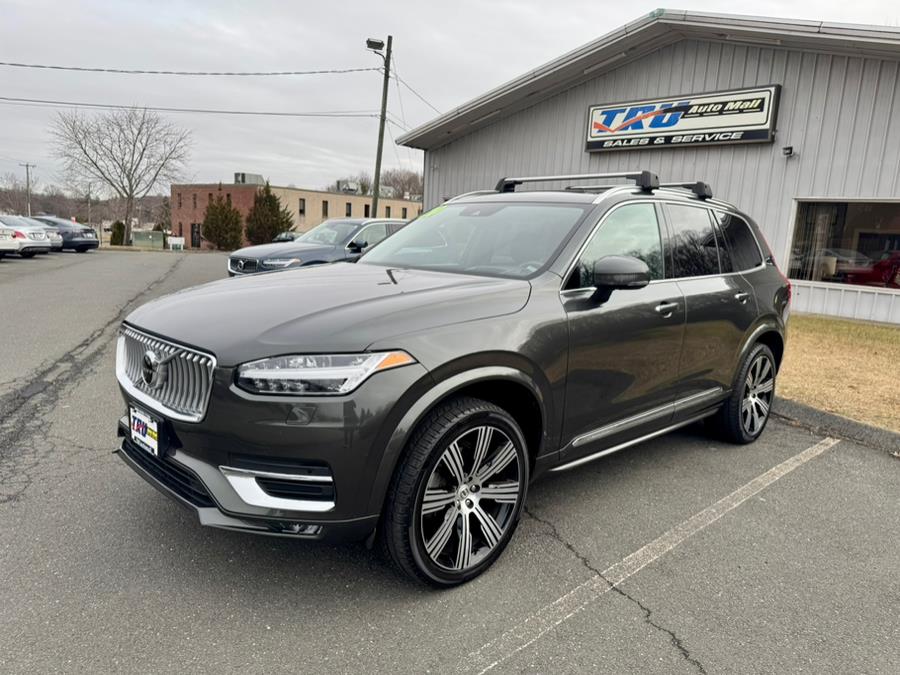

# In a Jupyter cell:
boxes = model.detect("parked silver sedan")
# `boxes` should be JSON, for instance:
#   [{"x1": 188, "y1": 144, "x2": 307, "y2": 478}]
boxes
[
  {"x1": 21, "y1": 216, "x2": 63, "y2": 251},
  {"x1": 0, "y1": 215, "x2": 53, "y2": 257},
  {"x1": 0, "y1": 224, "x2": 18, "y2": 259}
]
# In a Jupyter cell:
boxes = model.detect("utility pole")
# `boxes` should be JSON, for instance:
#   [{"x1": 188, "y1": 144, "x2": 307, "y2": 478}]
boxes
[
  {"x1": 19, "y1": 163, "x2": 35, "y2": 216},
  {"x1": 366, "y1": 35, "x2": 392, "y2": 219}
]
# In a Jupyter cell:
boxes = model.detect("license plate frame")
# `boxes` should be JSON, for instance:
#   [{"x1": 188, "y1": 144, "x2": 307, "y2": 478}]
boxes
[{"x1": 129, "y1": 406, "x2": 161, "y2": 456}]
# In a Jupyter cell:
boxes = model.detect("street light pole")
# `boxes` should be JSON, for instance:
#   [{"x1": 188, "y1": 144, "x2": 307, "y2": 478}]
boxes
[{"x1": 367, "y1": 35, "x2": 392, "y2": 219}]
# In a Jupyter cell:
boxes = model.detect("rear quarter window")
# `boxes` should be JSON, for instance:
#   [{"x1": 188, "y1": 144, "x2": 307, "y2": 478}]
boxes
[{"x1": 715, "y1": 212, "x2": 763, "y2": 271}]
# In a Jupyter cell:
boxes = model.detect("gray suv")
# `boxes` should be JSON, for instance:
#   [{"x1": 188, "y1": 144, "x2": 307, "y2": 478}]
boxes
[
  {"x1": 228, "y1": 218, "x2": 407, "y2": 275},
  {"x1": 115, "y1": 171, "x2": 790, "y2": 586}
]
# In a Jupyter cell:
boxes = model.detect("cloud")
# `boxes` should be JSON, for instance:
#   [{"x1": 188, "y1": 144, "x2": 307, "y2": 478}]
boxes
[{"x1": 2, "y1": 0, "x2": 899, "y2": 193}]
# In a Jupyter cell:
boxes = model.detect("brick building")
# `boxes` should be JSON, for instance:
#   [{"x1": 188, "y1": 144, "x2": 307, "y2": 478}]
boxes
[{"x1": 170, "y1": 179, "x2": 423, "y2": 249}]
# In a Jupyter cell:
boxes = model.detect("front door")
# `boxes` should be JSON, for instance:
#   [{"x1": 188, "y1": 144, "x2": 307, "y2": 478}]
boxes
[
  {"x1": 561, "y1": 202, "x2": 685, "y2": 460},
  {"x1": 191, "y1": 223, "x2": 201, "y2": 249}
]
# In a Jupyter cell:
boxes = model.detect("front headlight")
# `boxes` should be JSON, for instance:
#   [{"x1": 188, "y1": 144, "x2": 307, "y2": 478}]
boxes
[
  {"x1": 261, "y1": 257, "x2": 301, "y2": 268},
  {"x1": 236, "y1": 351, "x2": 416, "y2": 395}
]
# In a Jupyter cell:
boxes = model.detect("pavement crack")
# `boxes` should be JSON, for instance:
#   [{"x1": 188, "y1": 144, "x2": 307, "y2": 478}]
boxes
[
  {"x1": 524, "y1": 504, "x2": 707, "y2": 674},
  {"x1": 0, "y1": 254, "x2": 186, "y2": 499}
]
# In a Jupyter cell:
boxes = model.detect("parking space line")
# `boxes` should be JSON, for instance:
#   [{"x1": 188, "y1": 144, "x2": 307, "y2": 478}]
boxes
[{"x1": 466, "y1": 436, "x2": 841, "y2": 674}]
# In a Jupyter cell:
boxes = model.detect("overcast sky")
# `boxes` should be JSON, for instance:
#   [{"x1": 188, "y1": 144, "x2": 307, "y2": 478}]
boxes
[{"x1": 2, "y1": 0, "x2": 899, "y2": 196}]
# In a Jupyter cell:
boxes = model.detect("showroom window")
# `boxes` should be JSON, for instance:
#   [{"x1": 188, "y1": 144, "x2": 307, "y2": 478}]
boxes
[{"x1": 790, "y1": 202, "x2": 900, "y2": 289}]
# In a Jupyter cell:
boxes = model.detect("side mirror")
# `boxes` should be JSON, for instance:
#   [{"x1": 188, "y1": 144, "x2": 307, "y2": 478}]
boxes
[
  {"x1": 592, "y1": 255, "x2": 651, "y2": 289},
  {"x1": 348, "y1": 240, "x2": 367, "y2": 253}
]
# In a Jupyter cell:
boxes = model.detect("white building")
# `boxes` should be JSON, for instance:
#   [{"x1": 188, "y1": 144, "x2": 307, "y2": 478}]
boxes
[{"x1": 399, "y1": 10, "x2": 900, "y2": 324}]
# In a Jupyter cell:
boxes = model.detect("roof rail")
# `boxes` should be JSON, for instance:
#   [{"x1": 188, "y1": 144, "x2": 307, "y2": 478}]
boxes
[
  {"x1": 444, "y1": 190, "x2": 498, "y2": 203},
  {"x1": 495, "y1": 171, "x2": 659, "y2": 193},
  {"x1": 658, "y1": 182, "x2": 713, "y2": 199}
]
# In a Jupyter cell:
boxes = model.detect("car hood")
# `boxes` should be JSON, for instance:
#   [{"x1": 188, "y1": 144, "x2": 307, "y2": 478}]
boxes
[
  {"x1": 125, "y1": 263, "x2": 531, "y2": 366},
  {"x1": 230, "y1": 241, "x2": 336, "y2": 259}
]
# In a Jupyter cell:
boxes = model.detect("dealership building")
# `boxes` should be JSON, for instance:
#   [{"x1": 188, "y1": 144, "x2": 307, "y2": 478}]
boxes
[{"x1": 399, "y1": 10, "x2": 900, "y2": 324}]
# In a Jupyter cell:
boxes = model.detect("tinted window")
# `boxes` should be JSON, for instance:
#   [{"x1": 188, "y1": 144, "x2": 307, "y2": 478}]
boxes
[
  {"x1": 361, "y1": 203, "x2": 590, "y2": 279},
  {"x1": 716, "y1": 212, "x2": 763, "y2": 271},
  {"x1": 667, "y1": 204, "x2": 720, "y2": 277},
  {"x1": 571, "y1": 203, "x2": 664, "y2": 288},
  {"x1": 714, "y1": 220, "x2": 733, "y2": 273}
]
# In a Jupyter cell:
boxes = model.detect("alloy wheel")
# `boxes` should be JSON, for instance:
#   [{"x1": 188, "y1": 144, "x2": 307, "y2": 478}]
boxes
[
  {"x1": 419, "y1": 425, "x2": 522, "y2": 572},
  {"x1": 741, "y1": 353, "x2": 775, "y2": 435}
]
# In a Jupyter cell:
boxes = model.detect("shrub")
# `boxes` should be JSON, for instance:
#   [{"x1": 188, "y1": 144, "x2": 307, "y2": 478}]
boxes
[
  {"x1": 202, "y1": 195, "x2": 243, "y2": 250},
  {"x1": 245, "y1": 182, "x2": 293, "y2": 245},
  {"x1": 110, "y1": 221, "x2": 125, "y2": 246}
]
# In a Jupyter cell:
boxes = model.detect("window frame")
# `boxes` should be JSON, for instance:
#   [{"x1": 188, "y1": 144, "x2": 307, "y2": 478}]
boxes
[
  {"x1": 660, "y1": 202, "x2": 723, "y2": 280},
  {"x1": 561, "y1": 200, "x2": 668, "y2": 293},
  {"x1": 709, "y1": 208, "x2": 767, "y2": 275}
]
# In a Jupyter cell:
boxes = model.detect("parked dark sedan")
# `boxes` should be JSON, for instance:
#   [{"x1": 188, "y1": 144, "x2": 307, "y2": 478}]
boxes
[
  {"x1": 32, "y1": 215, "x2": 99, "y2": 252},
  {"x1": 228, "y1": 218, "x2": 407, "y2": 275}
]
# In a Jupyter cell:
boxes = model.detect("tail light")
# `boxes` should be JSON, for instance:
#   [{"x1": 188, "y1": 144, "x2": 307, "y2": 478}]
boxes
[
  {"x1": 755, "y1": 227, "x2": 791, "y2": 305},
  {"x1": 13, "y1": 230, "x2": 25, "y2": 239}
]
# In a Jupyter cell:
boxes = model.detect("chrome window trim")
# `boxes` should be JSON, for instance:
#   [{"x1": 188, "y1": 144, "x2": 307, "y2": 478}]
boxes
[
  {"x1": 115, "y1": 327, "x2": 217, "y2": 423},
  {"x1": 560, "y1": 199, "x2": 766, "y2": 294}
]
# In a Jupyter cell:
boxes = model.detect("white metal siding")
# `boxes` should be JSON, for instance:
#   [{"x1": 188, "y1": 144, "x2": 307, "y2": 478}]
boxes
[{"x1": 424, "y1": 39, "x2": 900, "y2": 322}]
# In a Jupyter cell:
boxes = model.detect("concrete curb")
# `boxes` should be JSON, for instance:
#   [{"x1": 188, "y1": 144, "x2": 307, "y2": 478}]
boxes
[{"x1": 773, "y1": 396, "x2": 900, "y2": 455}]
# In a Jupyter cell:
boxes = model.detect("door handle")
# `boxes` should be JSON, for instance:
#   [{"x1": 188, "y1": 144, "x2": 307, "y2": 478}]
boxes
[
  {"x1": 655, "y1": 301, "x2": 679, "y2": 317},
  {"x1": 734, "y1": 292, "x2": 750, "y2": 304}
]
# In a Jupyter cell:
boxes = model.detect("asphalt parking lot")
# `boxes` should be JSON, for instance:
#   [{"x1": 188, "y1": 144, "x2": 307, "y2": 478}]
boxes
[{"x1": 1, "y1": 250, "x2": 898, "y2": 673}]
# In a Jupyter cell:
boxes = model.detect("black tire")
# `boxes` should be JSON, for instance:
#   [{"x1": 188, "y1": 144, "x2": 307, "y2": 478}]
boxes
[
  {"x1": 381, "y1": 396, "x2": 529, "y2": 587},
  {"x1": 712, "y1": 343, "x2": 776, "y2": 444},
  {"x1": 19, "y1": 251, "x2": 36, "y2": 259},
  {"x1": 75, "y1": 247, "x2": 88, "y2": 253}
]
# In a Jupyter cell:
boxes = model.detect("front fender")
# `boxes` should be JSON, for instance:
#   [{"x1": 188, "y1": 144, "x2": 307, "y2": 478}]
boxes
[{"x1": 364, "y1": 365, "x2": 550, "y2": 515}]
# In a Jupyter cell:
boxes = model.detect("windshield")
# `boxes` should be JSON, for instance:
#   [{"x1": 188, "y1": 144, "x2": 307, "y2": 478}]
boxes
[
  {"x1": 298, "y1": 220, "x2": 358, "y2": 246},
  {"x1": 359, "y1": 202, "x2": 590, "y2": 278}
]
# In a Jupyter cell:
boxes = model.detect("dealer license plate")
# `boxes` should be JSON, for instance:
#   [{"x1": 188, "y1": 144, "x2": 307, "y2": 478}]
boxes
[{"x1": 130, "y1": 407, "x2": 160, "y2": 456}]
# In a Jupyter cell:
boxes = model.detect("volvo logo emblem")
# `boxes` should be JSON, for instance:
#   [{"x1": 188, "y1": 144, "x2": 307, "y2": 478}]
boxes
[{"x1": 141, "y1": 350, "x2": 167, "y2": 390}]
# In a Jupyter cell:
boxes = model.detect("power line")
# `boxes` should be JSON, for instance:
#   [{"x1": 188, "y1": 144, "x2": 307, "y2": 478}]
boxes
[
  {"x1": 390, "y1": 55, "x2": 416, "y2": 165},
  {"x1": 390, "y1": 66, "x2": 441, "y2": 115},
  {"x1": 0, "y1": 96, "x2": 382, "y2": 119},
  {"x1": 0, "y1": 61, "x2": 381, "y2": 77}
]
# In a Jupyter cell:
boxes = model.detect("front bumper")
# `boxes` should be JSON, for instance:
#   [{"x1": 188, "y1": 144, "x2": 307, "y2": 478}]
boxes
[{"x1": 116, "y1": 362, "x2": 432, "y2": 541}]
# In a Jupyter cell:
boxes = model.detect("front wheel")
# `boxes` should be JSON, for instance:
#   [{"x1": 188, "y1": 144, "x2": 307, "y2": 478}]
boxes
[
  {"x1": 19, "y1": 251, "x2": 36, "y2": 258},
  {"x1": 713, "y1": 343, "x2": 776, "y2": 444},
  {"x1": 382, "y1": 397, "x2": 529, "y2": 586}
]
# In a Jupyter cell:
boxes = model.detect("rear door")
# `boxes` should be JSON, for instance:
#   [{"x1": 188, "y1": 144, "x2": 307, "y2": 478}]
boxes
[
  {"x1": 560, "y1": 202, "x2": 685, "y2": 460},
  {"x1": 662, "y1": 203, "x2": 757, "y2": 415}
]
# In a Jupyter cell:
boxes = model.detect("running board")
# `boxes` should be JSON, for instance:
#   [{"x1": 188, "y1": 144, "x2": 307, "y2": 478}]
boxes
[{"x1": 550, "y1": 411, "x2": 715, "y2": 473}]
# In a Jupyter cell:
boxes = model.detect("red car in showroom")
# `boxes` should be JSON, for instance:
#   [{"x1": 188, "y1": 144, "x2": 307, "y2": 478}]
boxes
[{"x1": 843, "y1": 251, "x2": 900, "y2": 289}]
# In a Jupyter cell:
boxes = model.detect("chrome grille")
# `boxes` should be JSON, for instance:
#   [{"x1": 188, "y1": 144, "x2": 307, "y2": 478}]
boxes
[
  {"x1": 229, "y1": 257, "x2": 258, "y2": 274},
  {"x1": 116, "y1": 325, "x2": 217, "y2": 422}
]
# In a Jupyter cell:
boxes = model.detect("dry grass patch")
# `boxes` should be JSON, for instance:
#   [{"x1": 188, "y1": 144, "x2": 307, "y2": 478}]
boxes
[{"x1": 778, "y1": 314, "x2": 900, "y2": 433}]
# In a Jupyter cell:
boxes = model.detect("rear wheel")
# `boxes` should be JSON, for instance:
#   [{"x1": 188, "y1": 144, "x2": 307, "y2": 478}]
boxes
[
  {"x1": 713, "y1": 343, "x2": 776, "y2": 444},
  {"x1": 19, "y1": 251, "x2": 36, "y2": 259},
  {"x1": 382, "y1": 396, "x2": 529, "y2": 586},
  {"x1": 75, "y1": 247, "x2": 88, "y2": 253}
]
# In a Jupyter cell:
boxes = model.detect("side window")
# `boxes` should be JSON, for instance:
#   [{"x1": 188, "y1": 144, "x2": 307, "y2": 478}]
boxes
[
  {"x1": 570, "y1": 203, "x2": 664, "y2": 289},
  {"x1": 713, "y1": 216, "x2": 733, "y2": 274},
  {"x1": 715, "y1": 212, "x2": 763, "y2": 271},
  {"x1": 666, "y1": 204, "x2": 721, "y2": 277},
  {"x1": 357, "y1": 223, "x2": 387, "y2": 247}
]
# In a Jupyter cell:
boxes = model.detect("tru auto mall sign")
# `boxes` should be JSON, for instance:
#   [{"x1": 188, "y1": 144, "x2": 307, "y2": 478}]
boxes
[{"x1": 586, "y1": 85, "x2": 780, "y2": 151}]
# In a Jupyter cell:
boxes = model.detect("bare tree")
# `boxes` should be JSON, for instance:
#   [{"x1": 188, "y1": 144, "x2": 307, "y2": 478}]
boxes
[
  {"x1": 51, "y1": 108, "x2": 190, "y2": 244},
  {"x1": 380, "y1": 168, "x2": 423, "y2": 200},
  {"x1": 0, "y1": 171, "x2": 40, "y2": 214}
]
